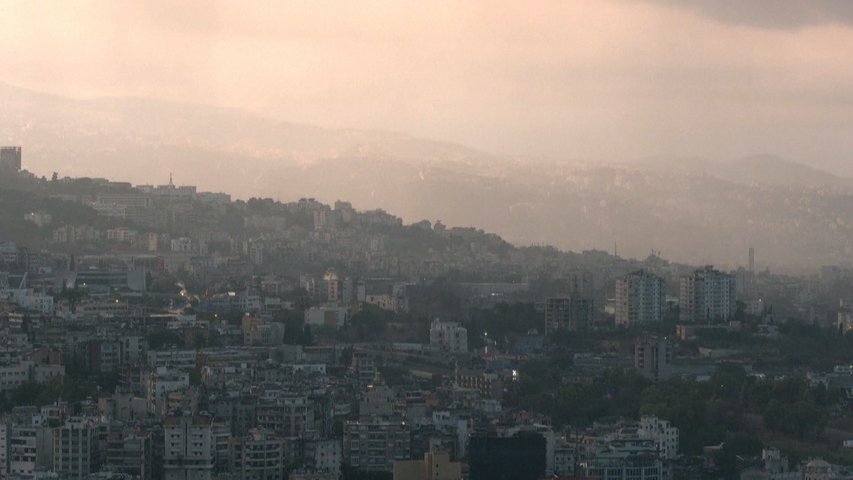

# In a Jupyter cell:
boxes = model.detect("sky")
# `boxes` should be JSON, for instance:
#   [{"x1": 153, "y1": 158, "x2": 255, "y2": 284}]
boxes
[{"x1": 1, "y1": 0, "x2": 852, "y2": 172}]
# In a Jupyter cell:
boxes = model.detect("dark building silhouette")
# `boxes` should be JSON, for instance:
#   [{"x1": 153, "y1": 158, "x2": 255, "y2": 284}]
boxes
[
  {"x1": 635, "y1": 337, "x2": 672, "y2": 382},
  {"x1": 544, "y1": 296, "x2": 594, "y2": 334},
  {"x1": 468, "y1": 432, "x2": 546, "y2": 480},
  {"x1": 0, "y1": 146, "x2": 21, "y2": 171}
]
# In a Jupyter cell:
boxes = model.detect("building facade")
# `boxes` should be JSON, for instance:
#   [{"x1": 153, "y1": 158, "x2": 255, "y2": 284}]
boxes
[
  {"x1": 163, "y1": 415, "x2": 215, "y2": 480},
  {"x1": 634, "y1": 338, "x2": 672, "y2": 382},
  {"x1": 53, "y1": 417, "x2": 98, "y2": 480},
  {"x1": 616, "y1": 270, "x2": 666, "y2": 326},
  {"x1": 544, "y1": 296, "x2": 595, "y2": 334},
  {"x1": 429, "y1": 319, "x2": 468, "y2": 354},
  {"x1": 0, "y1": 147, "x2": 21, "y2": 171},
  {"x1": 393, "y1": 452, "x2": 461, "y2": 480},
  {"x1": 343, "y1": 420, "x2": 410, "y2": 472},
  {"x1": 228, "y1": 429, "x2": 285, "y2": 480},
  {"x1": 679, "y1": 266, "x2": 736, "y2": 323}
]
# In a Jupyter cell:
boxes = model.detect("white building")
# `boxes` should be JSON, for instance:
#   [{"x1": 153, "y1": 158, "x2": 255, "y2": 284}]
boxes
[
  {"x1": 429, "y1": 319, "x2": 468, "y2": 354},
  {"x1": 637, "y1": 416, "x2": 679, "y2": 460},
  {"x1": 146, "y1": 367, "x2": 190, "y2": 415},
  {"x1": 0, "y1": 411, "x2": 53, "y2": 480}
]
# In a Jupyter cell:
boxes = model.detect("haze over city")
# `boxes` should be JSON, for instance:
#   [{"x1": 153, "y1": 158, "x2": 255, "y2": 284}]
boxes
[
  {"x1": 2, "y1": 1, "x2": 853, "y2": 270},
  {"x1": 1, "y1": 0, "x2": 852, "y2": 171},
  {"x1": 6, "y1": 3, "x2": 853, "y2": 480}
]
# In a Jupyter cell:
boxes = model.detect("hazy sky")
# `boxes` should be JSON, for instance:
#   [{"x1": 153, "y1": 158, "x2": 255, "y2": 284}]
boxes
[{"x1": 1, "y1": 0, "x2": 852, "y2": 170}]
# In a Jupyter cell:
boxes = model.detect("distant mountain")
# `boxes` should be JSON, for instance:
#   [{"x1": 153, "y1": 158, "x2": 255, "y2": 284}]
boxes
[
  {"x1": 636, "y1": 154, "x2": 853, "y2": 189},
  {"x1": 3, "y1": 82, "x2": 853, "y2": 270},
  {"x1": 721, "y1": 155, "x2": 853, "y2": 188},
  {"x1": 0, "y1": 82, "x2": 497, "y2": 179}
]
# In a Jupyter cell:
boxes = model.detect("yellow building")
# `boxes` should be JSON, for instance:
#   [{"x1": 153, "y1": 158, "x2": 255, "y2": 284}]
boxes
[{"x1": 393, "y1": 452, "x2": 461, "y2": 480}]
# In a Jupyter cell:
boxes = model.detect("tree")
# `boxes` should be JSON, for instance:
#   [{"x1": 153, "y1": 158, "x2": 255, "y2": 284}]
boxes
[
  {"x1": 714, "y1": 433, "x2": 763, "y2": 480},
  {"x1": 349, "y1": 305, "x2": 392, "y2": 341},
  {"x1": 378, "y1": 365, "x2": 409, "y2": 386},
  {"x1": 147, "y1": 330, "x2": 185, "y2": 349},
  {"x1": 710, "y1": 363, "x2": 747, "y2": 398}
]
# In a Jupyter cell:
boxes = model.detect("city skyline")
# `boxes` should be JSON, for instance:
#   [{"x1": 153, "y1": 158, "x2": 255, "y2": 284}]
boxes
[{"x1": 3, "y1": 3, "x2": 853, "y2": 480}]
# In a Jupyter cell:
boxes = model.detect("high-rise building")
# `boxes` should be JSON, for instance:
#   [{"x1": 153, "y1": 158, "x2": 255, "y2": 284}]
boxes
[
  {"x1": 324, "y1": 271, "x2": 342, "y2": 303},
  {"x1": 106, "y1": 430, "x2": 154, "y2": 480},
  {"x1": 748, "y1": 247, "x2": 755, "y2": 275},
  {"x1": 678, "y1": 266, "x2": 736, "y2": 323},
  {"x1": 248, "y1": 240, "x2": 264, "y2": 266},
  {"x1": 0, "y1": 147, "x2": 21, "y2": 171},
  {"x1": 343, "y1": 419, "x2": 410, "y2": 473},
  {"x1": 0, "y1": 408, "x2": 53, "y2": 480},
  {"x1": 634, "y1": 338, "x2": 672, "y2": 382},
  {"x1": 227, "y1": 429, "x2": 285, "y2": 480},
  {"x1": 256, "y1": 395, "x2": 316, "y2": 437},
  {"x1": 637, "y1": 416, "x2": 680, "y2": 460},
  {"x1": 544, "y1": 296, "x2": 594, "y2": 334},
  {"x1": 53, "y1": 417, "x2": 98, "y2": 480},
  {"x1": 615, "y1": 270, "x2": 666, "y2": 326},
  {"x1": 468, "y1": 433, "x2": 546, "y2": 480},
  {"x1": 304, "y1": 439, "x2": 342, "y2": 476},
  {"x1": 163, "y1": 414, "x2": 215, "y2": 480}
]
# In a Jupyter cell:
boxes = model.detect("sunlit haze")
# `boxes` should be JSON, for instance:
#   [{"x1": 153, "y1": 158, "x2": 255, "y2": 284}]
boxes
[
  {"x1": 1, "y1": 0, "x2": 853, "y2": 171},
  {"x1": 4, "y1": 3, "x2": 853, "y2": 474}
]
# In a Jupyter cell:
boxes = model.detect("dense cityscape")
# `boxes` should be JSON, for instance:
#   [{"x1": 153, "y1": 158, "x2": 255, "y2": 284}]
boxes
[{"x1": 2, "y1": 146, "x2": 853, "y2": 480}]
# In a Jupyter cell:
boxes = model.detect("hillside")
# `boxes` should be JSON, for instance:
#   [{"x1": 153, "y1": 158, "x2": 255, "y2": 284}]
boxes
[
  {"x1": 3, "y1": 83, "x2": 853, "y2": 270},
  {"x1": 636, "y1": 155, "x2": 853, "y2": 189}
]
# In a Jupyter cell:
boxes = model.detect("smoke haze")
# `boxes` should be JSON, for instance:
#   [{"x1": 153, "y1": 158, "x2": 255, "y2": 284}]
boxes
[{"x1": 1, "y1": 0, "x2": 852, "y2": 173}]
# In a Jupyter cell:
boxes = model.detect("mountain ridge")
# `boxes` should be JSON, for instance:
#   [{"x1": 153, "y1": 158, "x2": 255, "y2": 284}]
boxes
[
  {"x1": 634, "y1": 154, "x2": 853, "y2": 189},
  {"x1": 3, "y1": 81, "x2": 853, "y2": 270}
]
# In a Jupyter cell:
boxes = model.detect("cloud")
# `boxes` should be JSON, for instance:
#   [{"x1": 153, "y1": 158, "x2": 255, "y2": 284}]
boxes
[{"x1": 648, "y1": 0, "x2": 853, "y2": 29}]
